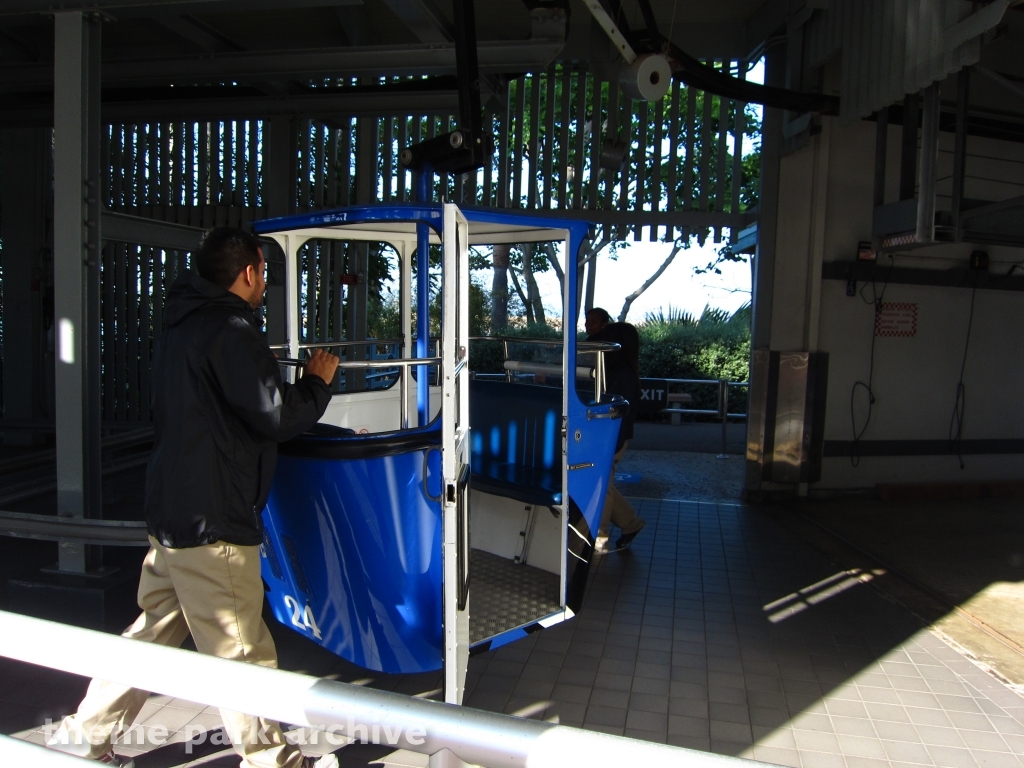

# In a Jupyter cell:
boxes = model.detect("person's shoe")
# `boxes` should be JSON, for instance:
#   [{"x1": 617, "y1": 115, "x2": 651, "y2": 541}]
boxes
[
  {"x1": 97, "y1": 751, "x2": 135, "y2": 768},
  {"x1": 615, "y1": 518, "x2": 646, "y2": 550},
  {"x1": 593, "y1": 535, "x2": 611, "y2": 554},
  {"x1": 301, "y1": 754, "x2": 340, "y2": 768}
]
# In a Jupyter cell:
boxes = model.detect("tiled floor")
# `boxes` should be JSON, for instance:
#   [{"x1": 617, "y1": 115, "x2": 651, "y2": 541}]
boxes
[{"x1": 4, "y1": 499, "x2": 1024, "y2": 768}]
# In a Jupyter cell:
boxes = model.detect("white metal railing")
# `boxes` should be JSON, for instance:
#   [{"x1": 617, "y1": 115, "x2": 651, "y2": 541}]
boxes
[
  {"x1": 658, "y1": 378, "x2": 750, "y2": 420},
  {"x1": 280, "y1": 356, "x2": 442, "y2": 430},
  {"x1": 0, "y1": 735, "x2": 85, "y2": 767},
  {"x1": 470, "y1": 337, "x2": 620, "y2": 402},
  {"x1": 0, "y1": 610, "x2": 771, "y2": 768},
  {"x1": 656, "y1": 378, "x2": 750, "y2": 459}
]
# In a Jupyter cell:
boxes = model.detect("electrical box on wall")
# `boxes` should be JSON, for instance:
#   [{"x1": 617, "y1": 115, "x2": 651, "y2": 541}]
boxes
[{"x1": 747, "y1": 351, "x2": 829, "y2": 487}]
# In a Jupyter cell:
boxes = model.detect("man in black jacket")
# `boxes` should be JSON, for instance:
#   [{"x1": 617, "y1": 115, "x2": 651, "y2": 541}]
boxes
[
  {"x1": 587, "y1": 313, "x2": 646, "y2": 552},
  {"x1": 49, "y1": 228, "x2": 340, "y2": 768}
]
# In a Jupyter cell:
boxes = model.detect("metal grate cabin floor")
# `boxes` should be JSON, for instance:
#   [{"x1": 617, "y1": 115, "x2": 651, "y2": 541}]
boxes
[{"x1": 469, "y1": 548, "x2": 560, "y2": 644}]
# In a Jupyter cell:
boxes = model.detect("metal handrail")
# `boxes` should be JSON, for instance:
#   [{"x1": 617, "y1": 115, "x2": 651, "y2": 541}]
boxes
[
  {"x1": 502, "y1": 361, "x2": 598, "y2": 380},
  {"x1": 658, "y1": 378, "x2": 750, "y2": 420},
  {"x1": 1, "y1": 735, "x2": 84, "y2": 767},
  {"x1": 470, "y1": 336, "x2": 621, "y2": 353},
  {"x1": 0, "y1": 610, "x2": 770, "y2": 768},
  {"x1": 269, "y1": 338, "x2": 406, "y2": 351},
  {"x1": 659, "y1": 378, "x2": 750, "y2": 386},
  {"x1": 0, "y1": 510, "x2": 149, "y2": 545},
  {"x1": 281, "y1": 356, "x2": 442, "y2": 430},
  {"x1": 470, "y1": 336, "x2": 619, "y2": 401},
  {"x1": 651, "y1": 377, "x2": 751, "y2": 459}
]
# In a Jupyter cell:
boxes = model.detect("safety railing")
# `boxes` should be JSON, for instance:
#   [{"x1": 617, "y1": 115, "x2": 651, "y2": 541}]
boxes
[
  {"x1": 0, "y1": 610, "x2": 773, "y2": 768},
  {"x1": 0, "y1": 427, "x2": 154, "y2": 507},
  {"x1": 659, "y1": 379, "x2": 750, "y2": 459},
  {"x1": 272, "y1": 338, "x2": 443, "y2": 391},
  {"x1": 0, "y1": 734, "x2": 86, "y2": 767},
  {"x1": 469, "y1": 337, "x2": 620, "y2": 402},
  {"x1": 280, "y1": 356, "x2": 441, "y2": 430}
]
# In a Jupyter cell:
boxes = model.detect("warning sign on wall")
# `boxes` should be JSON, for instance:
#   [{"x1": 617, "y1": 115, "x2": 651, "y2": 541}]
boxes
[{"x1": 875, "y1": 302, "x2": 918, "y2": 337}]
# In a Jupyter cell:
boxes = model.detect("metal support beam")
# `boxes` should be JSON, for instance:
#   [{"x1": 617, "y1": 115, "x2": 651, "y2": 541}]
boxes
[
  {"x1": 1, "y1": 0, "x2": 362, "y2": 15},
  {"x1": 152, "y1": 14, "x2": 290, "y2": 96},
  {"x1": 872, "y1": 108, "x2": 888, "y2": 208},
  {"x1": 916, "y1": 83, "x2": 940, "y2": 244},
  {"x1": 380, "y1": 0, "x2": 454, "y2": 44},
  {"x1": 52, "y1": 10, "x2": 103, "y2": 573},
  {"x1": 347, "y1": 116, "x2": 374, "y2": 392},
  {"x1": 152, "y1": 14, "x2": 242, "y2": 53},
  {"x1": 746, "y1": 42, "x2": 784, "y2": 495},
  {"x1": 101, "y1": 210, "x2": 204, "y2": 251},
  {"x1": 974, "y1": 64, "x2": 1024, "y2": 106},
  {"x1": 950, "y1": 69, "x2": 971, "y2": 240},
  {"x1": 0, "y1": 89, "x2": 462, "y2": 126},
  {"x1": 0, "y1": 127, "x2": 50, "y2": 447},
  {"x1": 262, "y1": 115, "x2": 295, "y2": 349},
  {"x1": 0, "y1": 40, "x2": 564, "y2": 92},
  {"x1": 944, "y1": 0, "x2": 1018, "y2": 51},
  {"x1": 899, "y1": 92, "x2": 919, "y2": 202}
]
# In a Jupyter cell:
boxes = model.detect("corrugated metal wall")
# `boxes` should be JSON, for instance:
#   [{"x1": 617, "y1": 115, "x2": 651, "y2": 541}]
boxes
[{"x1": 801, "y1": 0, "x2": 980, "y2": 122}]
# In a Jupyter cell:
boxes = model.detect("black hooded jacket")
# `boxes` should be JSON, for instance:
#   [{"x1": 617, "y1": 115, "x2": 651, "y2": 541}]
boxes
[
  {"x1": 587, "y1": 322, "x2": 641, "y2": 452},
  {"x1": 145, "y1": 270, "x2": 331, "y2": 548}
]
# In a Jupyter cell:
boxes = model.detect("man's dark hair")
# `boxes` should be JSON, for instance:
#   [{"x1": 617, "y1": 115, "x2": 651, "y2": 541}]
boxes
[
  {"x1": 587, "y1": 307, "x2": 611, "y2": 325},
  {"x1": 195, "y1": 227, "x2": 262, "y2": 290}
]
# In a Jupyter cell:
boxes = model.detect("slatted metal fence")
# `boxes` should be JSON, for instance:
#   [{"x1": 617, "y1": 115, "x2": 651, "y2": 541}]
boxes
[{"x1": 93, "y1": 64, "x2": 759, "y2": 422}]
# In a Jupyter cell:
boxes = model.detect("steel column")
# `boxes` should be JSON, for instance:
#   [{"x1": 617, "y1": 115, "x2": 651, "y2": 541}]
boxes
[
  {"x1": 746, "y1": 44, "x2": 784, "y2": 493},
  {"x1": 416, "y1": 168, "x2": 432, "y2": 426},
  {"x1": 0, "y1": 128, "x2": 50, "y2": 446},
  {"x1": 950, "y1": 69, "x2": 970, "y2": 241},
  {"x1": 53, "y1": 11, "x2": 103, "y2": 573},
  {"x1": 898, "y1": 92, "x2": 919, "y2": 202},
  {"x1": 347, "y1": 116, "x2": 375, "y2": 392},
  {"x1": 915, "y1": 83, "x2": 940, "y2": 244},
  {"x1": 873, "y1": 107, "x2": 888, "y2": 207}
]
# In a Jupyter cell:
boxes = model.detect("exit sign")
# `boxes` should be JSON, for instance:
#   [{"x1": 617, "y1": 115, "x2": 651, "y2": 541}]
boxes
[{"x1": 637, "y1": 379, "x2": 668, "y2": 414}]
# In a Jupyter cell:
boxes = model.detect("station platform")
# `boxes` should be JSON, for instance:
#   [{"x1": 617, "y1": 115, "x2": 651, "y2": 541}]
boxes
[{"x1": 4, "y1": 495, "x2": 1024, "y2": 768}]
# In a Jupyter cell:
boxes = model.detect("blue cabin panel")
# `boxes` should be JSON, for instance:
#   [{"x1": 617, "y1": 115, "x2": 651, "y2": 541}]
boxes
[{"x1": 261, "y1": 429, "x2": 445, "y2": 674}]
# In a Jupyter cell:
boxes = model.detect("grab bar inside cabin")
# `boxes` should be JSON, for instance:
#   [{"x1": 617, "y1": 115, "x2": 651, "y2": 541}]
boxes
[{"x1": 279, "y1": 356, "x2": 442, "y2": 430}]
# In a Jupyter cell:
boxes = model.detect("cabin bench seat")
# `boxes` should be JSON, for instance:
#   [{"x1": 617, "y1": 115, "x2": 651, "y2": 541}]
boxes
[{"x1": 469, "y1": 380, "x2": 562, "y2": 508}]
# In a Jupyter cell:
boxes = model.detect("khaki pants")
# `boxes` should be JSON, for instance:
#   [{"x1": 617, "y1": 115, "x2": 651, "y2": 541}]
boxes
[
  {"x1": 598, "y1": 441, "x2": 644, "y2": 539},
  {"x1": 49, "y1": 537, "x2": 304, "y2": 768}
]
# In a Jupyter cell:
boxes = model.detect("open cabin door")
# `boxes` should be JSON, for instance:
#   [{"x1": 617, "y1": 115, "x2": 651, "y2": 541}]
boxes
[{"x1": 442, "y1": 203, "x2": 471, "y2": 704}]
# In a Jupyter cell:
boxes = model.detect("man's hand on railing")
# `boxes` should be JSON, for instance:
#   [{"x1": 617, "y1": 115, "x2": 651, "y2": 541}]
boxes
[{"x1": 304, "y1": 349, "x2": 341, "y2": 385}]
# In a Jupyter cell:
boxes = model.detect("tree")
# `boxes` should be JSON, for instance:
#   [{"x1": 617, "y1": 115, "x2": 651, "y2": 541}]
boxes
[{"x1": 618, "y1": 241, "x2": 683, "y2": 322}]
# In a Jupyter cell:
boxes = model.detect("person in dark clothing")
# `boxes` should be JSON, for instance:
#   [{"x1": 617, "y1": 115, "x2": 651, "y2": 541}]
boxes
[
  {"x1": 587, "y1": 312, "x2": 646, "y2": 551},
  {"x1": 584, "y1": 306, "x2": 611, "y2": 337},
  {"x1": 145, "y1": 249, "x2": 332, "y2": 548},
  {"x1": 49, "y1": 228, "x2": 341, "y2": 768}
]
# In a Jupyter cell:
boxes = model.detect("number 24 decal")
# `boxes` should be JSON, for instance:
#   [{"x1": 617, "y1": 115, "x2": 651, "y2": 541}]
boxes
[{"x1": 282, "y1": 595, "x2": 322, "y2": 640}]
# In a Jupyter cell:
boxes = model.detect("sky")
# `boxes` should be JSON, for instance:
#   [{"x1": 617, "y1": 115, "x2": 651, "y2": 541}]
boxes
[{"x1": 472, "y1": 237, "x2": 752, "y2": 330}]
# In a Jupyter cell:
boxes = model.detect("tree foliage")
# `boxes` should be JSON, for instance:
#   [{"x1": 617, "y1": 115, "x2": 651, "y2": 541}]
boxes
[{"x1": 637, "y1": 303, "x2": 751, "y2": 412}]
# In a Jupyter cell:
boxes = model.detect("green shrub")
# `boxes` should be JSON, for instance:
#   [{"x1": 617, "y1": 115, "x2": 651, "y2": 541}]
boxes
[
  {"x1": 638, "y1": 304, "x2": 751, "y2": 414},
  {"x1": 469, "y1": 322, "x2": 563, "y2": 374}
]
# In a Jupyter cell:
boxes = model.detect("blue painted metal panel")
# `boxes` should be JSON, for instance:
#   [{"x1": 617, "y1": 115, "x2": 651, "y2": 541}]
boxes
[
  {"x1": 261, "y1": 433, "x2": 445, "y2": 674},
  {"x1": 251, "y1": 204, "x2": 443, "y2": 235}
]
